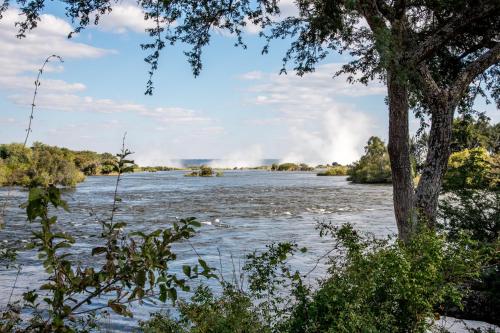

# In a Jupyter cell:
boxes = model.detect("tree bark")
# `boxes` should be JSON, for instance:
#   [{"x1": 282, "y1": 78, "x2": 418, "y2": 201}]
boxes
[
  {"x1": 414, "y1": 99, "x2": 454, "y2": 227},
  {"x1": 387, "y1": 70, "x2": 415, "y2": 243}
]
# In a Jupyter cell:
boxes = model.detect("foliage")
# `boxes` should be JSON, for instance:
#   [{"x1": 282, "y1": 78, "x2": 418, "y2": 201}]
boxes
[
  {"x1": 184, "y1": 166, "x2": 215, "y2": 177},
  {"x1": 277, "y1": 163, "x2": 299, "y2": 171},
  {"x1": 438, "y1": 189, "x2": 500, "y2": 325},
  {"x1": 451, "y1": 115, "x2": 500, "y2": 154},
  {"x1": 140, "y1": 166, "x2": 181, "y2": 172},
  {"x1": 140, "y1": 285, "x2": 268, "y2": 333},
  {"x1": 348, "y1": 136, "x2": 392, "y2": 184},
  {"x1": 0, "y1": 147, "x2": 215, "y2": 332},
  {"x1": 199, "y1": 166, "x2": 214, "y2": 177},
  {"x1": 142, "y1": 224, "x2": 483, "y2": 333},
  {"x1": 283, "y1": 225, "x2": 482, "y2": 333},
  {"x1": 438, "y1": 144, "x2": 499, "y2": 325},
  {"x1": 274, "y1": 163, "x2": 313, "y2": 172},
  {"x1": 317, "y1": 165, "x2": 349, "y2": 176},
  {"x1": 442, "y1": 148, "x2": 497, "y2": 191},
  {"x1": 0, "y1": 143, "x2": 126, "y2": 187}
]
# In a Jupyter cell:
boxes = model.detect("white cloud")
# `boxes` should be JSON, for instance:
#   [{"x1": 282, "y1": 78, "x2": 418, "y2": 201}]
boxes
[
  {"x1": 0, "y1": 8, "x2": 112, "y2": 103},
  {"x1": 279, "y1": 0, "x2": 299, "y2": 17},
  {"x1": 243, "y1": 63, "x2": 384, "y2": 164},
  {"x1": 280, "y1": 108, "x2": 373, "y2": 165},
  {"x1": 8, "y1": 93, "x2": 209, "y2": 124},
  {"x1": 94, "y1": 4, "x2": 156, "y2": 34},
  {"x1": 0, "y1": 9, "x2": 111, "y2": 76},
  {"x1": 240, "y1": 70, "x2": 264, "y2": 80},
  {"x1": 245, "y1": 63, "x2": 385, "y2": 104},
  {"x1": 0, "y1": 8, "x2": 211, "y2": 130}
]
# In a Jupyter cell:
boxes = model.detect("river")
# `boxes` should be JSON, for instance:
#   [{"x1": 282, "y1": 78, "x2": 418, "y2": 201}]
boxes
[{"x1": 0, "y1": 170, "x2": 398, "y2": 330}]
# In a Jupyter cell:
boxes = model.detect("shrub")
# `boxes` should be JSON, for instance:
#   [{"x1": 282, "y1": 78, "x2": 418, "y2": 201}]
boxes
[
  {"x1": 439, "y1": 154, "x2": 499, "y2": 324},
  {"x1": 277, "y1": 163, "x2": 299, "y2": 171},
  {"x1": 348, "y1": 136, "x2": 392, "y2": 183},
  {"x1": 199, "y1": 166, "x2": 214, "y2": 177},
  {"x1": 184, "y1": 166, "x2": 215, "y2": 177},
  {"x1": 283, "y1": 225, "x2": 482, "y2": 333},
  {"x1": 0, "y1": 160, "x2": 8, "y2": 185},
  {"x1": 141, "y1": 225, "x2": 483, "y2": 333},
  {"x1": 298, "y1": 163, "x2": 313, "y2": 171},
  {"x1": 317, "y1": 165, "x2": 349, "y2": 176},
  {"x1": 141, "y1": 285, "x2": 268, "y2": 333},
  {"x1": 443, "y1": 148, "x2": 496, "y2": 191}
]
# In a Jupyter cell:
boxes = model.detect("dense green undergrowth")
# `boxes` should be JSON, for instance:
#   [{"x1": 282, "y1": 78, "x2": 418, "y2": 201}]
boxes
[{"x1": 139, "y1": 225, "x2": 485, "y2": 333}]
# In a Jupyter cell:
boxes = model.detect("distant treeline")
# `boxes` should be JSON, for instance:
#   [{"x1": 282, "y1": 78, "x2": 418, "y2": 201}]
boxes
[{"x1": 0, "y1": 143, "x2": 122, "y2": 187}]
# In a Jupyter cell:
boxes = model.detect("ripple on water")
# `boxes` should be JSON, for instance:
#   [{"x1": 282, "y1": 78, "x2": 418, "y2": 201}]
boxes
[{"x1": 0, "y1": 170, "x2": 396, "y2": 331}]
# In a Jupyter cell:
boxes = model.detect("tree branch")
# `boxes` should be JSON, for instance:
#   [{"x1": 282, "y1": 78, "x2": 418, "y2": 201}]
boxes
[
  {"x1": 450, "y1": 42, "x2": 500, "y2": 103},
  {"x1": 357, "y1": 0, "x2": 390, "y2": 33},
  {"x1": 417, "y1": 63, "x2": 444, "y2": 102},
  {"x1": 411, "y1": 2, "x2": 499, "y2": 64}
]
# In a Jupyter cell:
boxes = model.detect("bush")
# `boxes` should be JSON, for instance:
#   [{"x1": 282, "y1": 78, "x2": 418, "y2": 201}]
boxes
[
  {"x1": 443, "y1": 148, "x2": 497, "y2": 191},
  {"x1": 317, "y1": 165, "x2": 349, "y2": 176},
  {"x1": 184, "y1": 166, "x2": 215, "y2": 177},
  {"x1": 277, "y1": 163, "x2": 299, "y2": 171},
  {"x1": 141, "y1": 286, "x2": 267, "y2": 333},
  {"x1": 439, "y1": 151, "x2": 499, "y2": 324},
  {"x1": 348, "y1": 136, "x2": 392, "y2": 183},
  {"x1": 141, "y1": 225, "x2": 483, "y2": 333},
  {"x1": 199, "y1": 166, "x2": 214, "y2": 177},
  {"x1": 283, "y1": 225, "x2": 482, "y2": 333}
]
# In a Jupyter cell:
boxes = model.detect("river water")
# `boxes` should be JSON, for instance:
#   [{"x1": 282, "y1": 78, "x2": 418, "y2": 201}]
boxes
[{"x1": 0, "y1": 170, "x2": 396, "y2": 330}]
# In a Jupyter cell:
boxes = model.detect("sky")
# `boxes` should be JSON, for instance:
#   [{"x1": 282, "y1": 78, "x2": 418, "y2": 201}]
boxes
[{"x1": 0, "y1": 1, "x2": 497, "y2": 167}]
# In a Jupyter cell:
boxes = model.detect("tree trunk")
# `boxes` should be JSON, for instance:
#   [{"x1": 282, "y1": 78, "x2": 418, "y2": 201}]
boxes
[
  {"x1": 415, "y1": 98, "x2": 454, "y2": 227},
  {"x1": 387, "y1": 70, "x2": 416, "y2": 243}
]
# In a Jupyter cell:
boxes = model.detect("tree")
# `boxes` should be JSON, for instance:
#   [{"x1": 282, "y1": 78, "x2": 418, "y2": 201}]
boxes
[
  {"x1": 2, "y1": 0, "x2": 499, "y2": 241},
  {"x1": 348, "y1": 136, "x2": 392, "y2": 183},
  {"x1": 450, "y1": 115, "x2": 500, "y2": 154}
]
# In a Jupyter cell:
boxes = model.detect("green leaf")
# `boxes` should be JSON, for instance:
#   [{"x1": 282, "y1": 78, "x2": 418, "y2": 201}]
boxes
[{"x1": 182, "y1": 265, "x2": 191, "y2": 278}]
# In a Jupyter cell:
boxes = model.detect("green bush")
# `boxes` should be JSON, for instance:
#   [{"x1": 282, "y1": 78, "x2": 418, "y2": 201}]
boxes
[
  {"x1": 199, "y1": 166, "x2": 214, "y2": 177},
  {"x1": 277, "y1": 163, "x2": 299, "y2": 171},
  {"x1": 317, "y1": 165, "x2": 349, "y2": 176},
  {"x1": 439, "y1": 159, "x2": 500, "y2": 325},
  {"x1": 0, "y1": 143, "x2": 127, "y2": 187},
  {"x1": 141, "y1": 286, "x2": 268, "y2": 333},
  {"x1": 283, "y1": 225, "x2": 482, "y2": 333},
  {"x1": 348, "y1": 136, "x2": 392, "y2": 183},
  {"x1": 142, "y1": 225, "x2": 483, "y2": 333},
  {"x1": 443, "y1": 148, "x2": 497, "y2": 191},
  {"x1": 184, "y1": 166, "x2": 215, "y2": 177}
]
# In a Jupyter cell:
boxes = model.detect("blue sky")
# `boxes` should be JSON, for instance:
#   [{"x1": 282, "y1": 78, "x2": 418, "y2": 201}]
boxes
[{"x1": 0, "y1": 2, "x2": 497, "y2": 166}]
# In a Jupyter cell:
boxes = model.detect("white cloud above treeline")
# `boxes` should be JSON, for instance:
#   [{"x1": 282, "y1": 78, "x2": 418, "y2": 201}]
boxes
[{"x1": 241, "y1": 63, "x2": 385, "y2": 165}]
